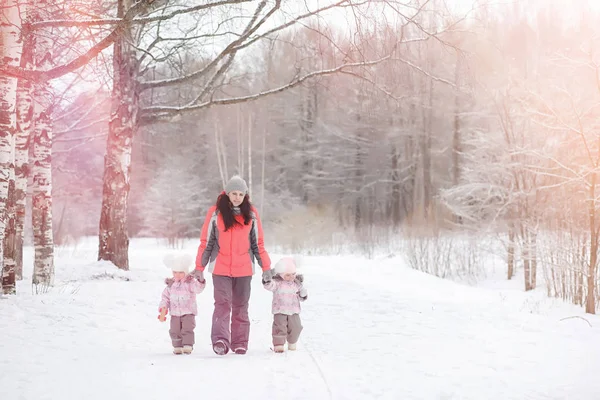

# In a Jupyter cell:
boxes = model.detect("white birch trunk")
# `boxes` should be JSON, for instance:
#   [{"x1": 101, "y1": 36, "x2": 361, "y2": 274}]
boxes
[
  {"x1": 3, "y1": 104, "x2": 17, "y2": 285},
  {"x1": 13, "y1": 22, "x2": 34, "y2": 282},
  {"x1": 98, "y1": 0, "x2": 139, "y2": 270},
  {"x1": 214, "y1": 117, "x2": 225, "y2": 187},
  {"x1": 31, "y1": 81, "x2": 54, "y2": 291},
  {"x1": 260, "y1": 125, "x2": 266, "y2": 216},
  {"x1": 0, "y1": 1, "x2": 22, "y2": 295},
  {"x1": 247, "y1": 113, "x2": 252, "y2": 199},
  {"x1": 236, "y1": 105, "x2": 244, "y2": 177},
  {"x1": 221, "y1": 123, "x2": 229, "y2": 180},
  {"x1": 31, "y1": 5, "x2": 55, "y2": 290}
]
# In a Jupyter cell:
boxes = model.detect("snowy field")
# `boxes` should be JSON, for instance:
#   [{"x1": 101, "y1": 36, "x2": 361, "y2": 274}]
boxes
[{"x1": 1, "y1": 238, "x2": 600, "y2": 400}]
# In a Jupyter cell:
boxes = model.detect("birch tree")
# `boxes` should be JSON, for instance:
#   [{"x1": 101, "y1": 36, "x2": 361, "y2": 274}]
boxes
[
  {"x1": 30, "y1": 7, "x2": 55, "y2": 289},
  {"x1": 0, "y1": 0, "x2": 23, "y2": 295},
  {"x1": 12, "y1": 22, "x2": 34, "y2": 281}
]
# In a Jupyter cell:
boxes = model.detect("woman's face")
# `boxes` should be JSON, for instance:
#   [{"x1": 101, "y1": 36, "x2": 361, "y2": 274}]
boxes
[{"x1": 228, "y1": 190, "x2": 245, "y2": 207}]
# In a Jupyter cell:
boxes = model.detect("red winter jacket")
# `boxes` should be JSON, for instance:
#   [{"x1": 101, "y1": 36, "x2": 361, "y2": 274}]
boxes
[{"x1": 195, "y1": 205, "x2": 271, "y2": 277}]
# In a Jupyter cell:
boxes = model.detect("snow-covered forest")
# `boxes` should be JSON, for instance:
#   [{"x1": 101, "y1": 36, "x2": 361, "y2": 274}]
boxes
[{"x1": 1, "y1": 0, "x2": 600, "y2": 315}]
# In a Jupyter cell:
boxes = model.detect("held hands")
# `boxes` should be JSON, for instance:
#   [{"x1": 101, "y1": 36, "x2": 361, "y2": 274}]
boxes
[
  {"x1": 157, "y1": 307, "x2": 168, "y2": 322},
  {"x1": 262, "y1": 269, "x2": 274, "y2": 284},
  {"x1": 190, "y1": 269, "x2": 205, "y2": 283}
]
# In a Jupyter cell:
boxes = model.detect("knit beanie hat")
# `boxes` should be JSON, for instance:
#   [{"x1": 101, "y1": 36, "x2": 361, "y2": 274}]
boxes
[
  {"x1": 224, "y1": 175, "x2": 248, "y2": 194},
  {"x1": 274, "y1": 257, "x2": 297, "y2": 275},
  {"x1": 163, "y1": 252, "x2": 193, "y2": 273}
]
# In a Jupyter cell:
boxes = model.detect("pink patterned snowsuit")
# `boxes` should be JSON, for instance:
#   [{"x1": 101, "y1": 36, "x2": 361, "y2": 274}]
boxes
[
  {"x1": 263, "y1": 277, "x2": 307, "y2": 346},
  {"x1": 159, "y1": 277, "x2": 206, "y2": 347}
]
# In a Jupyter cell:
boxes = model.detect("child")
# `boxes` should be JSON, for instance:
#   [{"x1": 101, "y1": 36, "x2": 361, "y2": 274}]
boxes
[
  {"x1": 158, "y1": 253, "x2": 206, "y2": 355},
  {"x1": 262, "y1": 257, "x2": 308, "y2": 353}
]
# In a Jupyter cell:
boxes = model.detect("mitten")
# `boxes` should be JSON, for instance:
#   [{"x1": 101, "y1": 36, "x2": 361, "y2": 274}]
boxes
[
  {"x1": 164, "y1": 277, "x2": 174, "y2": 286},
  {"x1": 262, "y1": 269, "x2": 274, "y2": 284},
  {"x1": 298, "y1": 287, "x2": 308, "y2": 301},
  {"x1": 158, "y1": 307, "x2": 168, "y2": 322},
  {"x1": 294, "y1": 274, "x2": 304, "y2": 284},
  {"x1": 190, "y1": 269, "x2": 205, "y2": 283}
]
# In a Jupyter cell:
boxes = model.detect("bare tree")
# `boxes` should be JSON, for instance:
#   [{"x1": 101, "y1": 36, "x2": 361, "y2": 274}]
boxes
[{"x1": 93, "y1": 0, "x2": 463, "y2": 269}]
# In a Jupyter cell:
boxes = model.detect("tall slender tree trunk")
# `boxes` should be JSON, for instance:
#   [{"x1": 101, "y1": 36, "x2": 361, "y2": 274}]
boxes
[
  {"x1": 98, "y1": 1, "x2": 139, "y2": 270},
  {"x1": 507, "y1": 225, "x2": 515, "y2": 280},
  {"x1": 586, "y1": 173, "x2": 598, "y2": 314},
  {"x1": 354, "y1": 114, "x2": 363, "y2": 230},
  {"x1": 300, "y1": 83, "x2": 316, "y2": 204},
  {"x1": 247, "y1": 112, "x2": 252, "y2": 198},
  {"x1": 530, "y1": 230, "x2": 537, "y2": 289},
  {"x1": 452, "y1": 52, "x2": 461, "y2": 187},
  {"x1": 0, "y1": 0, "x2": 22, "y2": 294},
  {"x1": 214, "y1": 117, "x2": 226, "y2": 187},
  {"x1": 236, "y1": 105, "x2": 244, "y2": 178},
  {"x1": 31, "y1": 7, "x2": 55, "y2": 290},
  {"x1": 421, "y1": 76, "x2": 433, "y2": 218},
  {"x1": 523, "y1": 253, "x2": 531, "y2": 291},
  {"x1": 390, "y1": 142, "x2": 401, "y2": 227},
  {"x1": 404, "y1": 103, "x2": 417, "y2": 221},
  {"x1": 31, "y1": 81, "x2": 54, "y2": 290},
  {"x1": 260, "y1": 124, "x2": 266, "y2": 216},
  {"x1": 13, "y1": 20, "x2": 34, "y2": 281},
  {"x1": 522, "y1": 224, "x2": 535, "y2": 292},
  {"x1": 3, "y1": 142, "x2": 16, "y2": 285},
  {"x1": 576, "y1": 267, "x2": 584, "y2": 306}
]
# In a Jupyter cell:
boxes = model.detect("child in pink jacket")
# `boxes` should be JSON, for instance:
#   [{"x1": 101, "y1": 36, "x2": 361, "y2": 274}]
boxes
[
  {"x1": 158, "y1": 253, "x2": 206, "y2": 355},
  {"x1": 262, "y1": 257, "x2": 308, "y2": 353}
]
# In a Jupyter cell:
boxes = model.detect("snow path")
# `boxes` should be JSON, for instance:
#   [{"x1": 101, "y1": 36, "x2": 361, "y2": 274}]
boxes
[{"x1": 1, "y1": 243, "x2": 600, "y2": 400}]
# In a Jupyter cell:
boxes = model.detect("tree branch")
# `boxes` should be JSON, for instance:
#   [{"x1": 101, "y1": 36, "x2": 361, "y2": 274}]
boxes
[
  {"x1": 230, "y1": 0, "x2": 359, "y2": 53},
  {"x1": 140, "y1": 0, "x2": 278, "y2": 91},
  {"x1": 559, "y1": 315, "x2": 592, "y2": 327},
  {"x1": 140, "y1": 54, "x2": 394, "y2": 124},
  {"x1": 1, "y1": 0, "x2": 152, "y2": 81},
  {"x1": 31, "y1": 0, "x2": 255, "y2": 29}
]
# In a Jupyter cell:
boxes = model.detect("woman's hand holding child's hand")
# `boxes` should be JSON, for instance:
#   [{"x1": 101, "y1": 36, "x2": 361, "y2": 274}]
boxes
[
  {"x1": 262, "y1": 269, "x2": 274, "y2": 284},
  {"x1": 189, "y1": 269, "x2": 205, "y2": 283}
]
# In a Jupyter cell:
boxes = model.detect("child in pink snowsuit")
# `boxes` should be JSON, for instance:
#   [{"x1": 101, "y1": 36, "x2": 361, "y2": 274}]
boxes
[
  {"x1": 158, "y1": 253, "x2": 206, "y2": 355},
  {"x1": 262, "y1": 257, "x2": 308, "y2": 353}
]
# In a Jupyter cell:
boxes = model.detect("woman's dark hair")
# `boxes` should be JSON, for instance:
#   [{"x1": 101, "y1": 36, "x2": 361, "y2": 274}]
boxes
[{"x1": 216, "y1": 192, "x2": 252, "y2": 231}]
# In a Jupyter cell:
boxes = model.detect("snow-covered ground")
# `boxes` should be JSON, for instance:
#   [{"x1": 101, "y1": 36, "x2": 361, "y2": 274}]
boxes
[{"x1": 1, "y1": 238, "x2": 599, "y2": 400}]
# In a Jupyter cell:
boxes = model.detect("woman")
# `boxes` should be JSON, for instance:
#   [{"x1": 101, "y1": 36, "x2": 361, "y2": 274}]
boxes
[{"x1": 192, "y1": 175, "x2": 272, "y2": 355}]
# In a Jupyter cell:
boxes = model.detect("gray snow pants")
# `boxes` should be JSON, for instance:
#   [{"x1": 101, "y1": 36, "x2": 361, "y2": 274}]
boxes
[
  {"x1": 211, "y1": 275, "x2": 252, "y2": 350},
  {"x1": 272, "y1": 313, "x2": 303, "y2": 346},
  {"x1": 169, "y1": 314, "x2": 196, "y2": 347}
]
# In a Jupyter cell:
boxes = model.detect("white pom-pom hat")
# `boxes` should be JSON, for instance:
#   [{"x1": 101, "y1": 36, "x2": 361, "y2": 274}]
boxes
[
  {"x1": 274, "y1": 257, "x2": 297, "y2": 275},
  {"x1": 163, "y1": 253, "x2": 194, "y2": 273}
]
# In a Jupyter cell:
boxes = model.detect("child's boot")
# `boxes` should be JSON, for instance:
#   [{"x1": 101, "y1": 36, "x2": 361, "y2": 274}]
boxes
[
  {"x1": 288, "y1": 342, "x2": 297, "y2": 351},
  {"x1": 273, "y1": 345, "x2": 285, "y2": 353},
  {"x1": 173, "y1": 347, "x2": 183, "y2": 355},
  {"x1": 183, "y1": 345, "x2": 193, "y2": 354}
]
